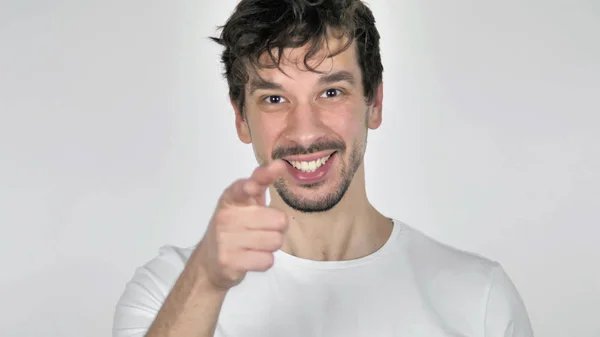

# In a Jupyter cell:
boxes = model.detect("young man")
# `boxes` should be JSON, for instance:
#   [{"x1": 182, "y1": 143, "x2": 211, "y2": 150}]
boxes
[{"x1": 113, "y1": 1, "x2": 533, "y2": 336}]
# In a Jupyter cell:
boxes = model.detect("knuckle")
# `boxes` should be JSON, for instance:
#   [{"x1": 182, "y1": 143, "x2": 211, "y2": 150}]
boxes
[
  {"x1": 263, "y1": 208, "x2": 283, "y2": 223},
  {"x1": 214, "y1": 210, "x2": 235, "y2": 231},
  {"x1": 229, "y1": 178, "x2": 245, "y2": 190},
  {"x1": 235, "y1": 179, "x2": 249, "y2": 193},
  {"x1": 216, "y1": 231, "x2": 228, "y2": 246},
  {"x1": 220, "y1": 179, "x2": 244, "y2": 201},
  {"x1": 253, "y1": 253, "x2": 273, "y2": 272},
  {"x1": 261, "y1": 254, "x2": 275, "y2": 270},
  {"x1": 271, "y1": 232, "x2": 284, "y2": 247},
  {"x1": 217, "y1": 249, "x2": 231, "y2": 268},
  {"x1": 275, "y1": 211, "x2": 285, "y2": 223},
  {"x1": 274, "y1": 212, "x2": 289, "y2": 230},
  {"x1": 212, "y1": 211, "x2": 228, "y2": 227}
]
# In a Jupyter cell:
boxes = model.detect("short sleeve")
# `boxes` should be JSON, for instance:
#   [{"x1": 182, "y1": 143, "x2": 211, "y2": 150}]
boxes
[
  {"x1": 484, "y1": 265, "x2": 534, "y2": 337},
  {"x1": 112, "y1": 246, "x2": 190, "y2": 337}
]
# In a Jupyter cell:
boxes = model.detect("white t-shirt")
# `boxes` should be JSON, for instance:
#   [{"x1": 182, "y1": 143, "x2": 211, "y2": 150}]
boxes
[{"x1": 113, "y1": 220, "x2": 533, "y2": 337}]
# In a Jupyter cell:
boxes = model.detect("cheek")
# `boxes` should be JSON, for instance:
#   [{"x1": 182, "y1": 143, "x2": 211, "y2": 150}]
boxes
[
  {"x1": 328, "y1": 106, "x2": 367, "y2": 139},
  {"x1": 248, "y1": 118, "x2": 281, "y2": 157}
]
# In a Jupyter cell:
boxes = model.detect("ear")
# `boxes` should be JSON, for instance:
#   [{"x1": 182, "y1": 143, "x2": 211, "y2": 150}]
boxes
[
  {"x1": 232, "y1": 98, "x2": 252, "y2": 144},
  {"x1": 367, "y1": 82, "x2": 383, "y2": 130}
]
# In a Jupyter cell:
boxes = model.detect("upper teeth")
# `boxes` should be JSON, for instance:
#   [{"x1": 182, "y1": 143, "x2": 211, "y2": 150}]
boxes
[{"x1": 290, "y1": 155, "x2": 332, "y2": 172}]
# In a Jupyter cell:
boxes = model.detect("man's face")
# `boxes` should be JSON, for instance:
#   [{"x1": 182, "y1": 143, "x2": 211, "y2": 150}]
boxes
[{"x1": 233, "y1": 38, "x2": 383, "y2": 213}]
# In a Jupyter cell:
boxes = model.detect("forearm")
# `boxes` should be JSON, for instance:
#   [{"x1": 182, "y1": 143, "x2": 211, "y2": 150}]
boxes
[{"x1": 145, "y1": 255, "x2": 227, "y2": 337}]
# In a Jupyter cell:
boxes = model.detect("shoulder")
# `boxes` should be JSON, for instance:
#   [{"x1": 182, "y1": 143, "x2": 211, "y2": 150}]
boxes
[
  {"x1": 397, "y1": 221, "x2": 500, "y2": 280},
  {"x1": 125, "y1": 245, "x2": 194, "y2": 293},
  {"x1": 394, "y1": 221, "x2": 533, "y2": 336},
  {"x1": 112, "y1": 245, "x2": 194, "y2": 337},
  {"x1": 390, "y1": 221, "x2": 500, "y2": 312}
]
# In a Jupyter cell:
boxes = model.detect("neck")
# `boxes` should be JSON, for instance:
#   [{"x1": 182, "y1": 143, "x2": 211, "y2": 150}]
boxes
[{"x1": 268, "y1": 165, "x2": 392, "y2": 261}]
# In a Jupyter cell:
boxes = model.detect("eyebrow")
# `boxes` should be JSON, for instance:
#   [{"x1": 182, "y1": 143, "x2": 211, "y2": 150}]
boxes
[
  {"x1": 248, "y1": 70, "x2": 357, "y2": 95},
  {"x1": 248, "y1": 77, "x2": 283, "y2": 95},
  {"x1": 317, "y1": 70, "x2": 356, "y2": 86}
]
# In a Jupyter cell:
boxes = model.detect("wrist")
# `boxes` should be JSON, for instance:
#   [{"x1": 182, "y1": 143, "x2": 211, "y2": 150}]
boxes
[{"x1": 186, "y1": 248, "x2": 229, "y2": 296}]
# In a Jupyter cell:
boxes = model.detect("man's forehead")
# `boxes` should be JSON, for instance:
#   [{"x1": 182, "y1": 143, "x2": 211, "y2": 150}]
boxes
[
  {"x1": 261, "y1": 38, "x2": 351, "y2": 61},
  {"x1": 250, "y1": 39, "x2": 359, "y2": 81}
]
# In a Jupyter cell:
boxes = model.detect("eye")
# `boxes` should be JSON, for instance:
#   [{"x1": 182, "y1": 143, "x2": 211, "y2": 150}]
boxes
[
  {"x1": 263, "y1": 95, "x2": 287, "y2": 104},
  {"x1": 321, "y1": 88, "x2": 343, "y2": 98}
]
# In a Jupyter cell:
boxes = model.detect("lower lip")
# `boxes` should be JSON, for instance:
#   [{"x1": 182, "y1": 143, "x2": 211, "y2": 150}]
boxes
[{"x1": 285, "y1": 153, "x2": 336, "y2": 185}]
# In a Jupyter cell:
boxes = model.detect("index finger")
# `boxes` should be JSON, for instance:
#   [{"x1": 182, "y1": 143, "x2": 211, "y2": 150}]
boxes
[
  {"x1": 249, "y1": 159, "x2": 288, "y2": 188},
  {"x1": 222, "y1": 160, "x2": 287, "y2": 206}
]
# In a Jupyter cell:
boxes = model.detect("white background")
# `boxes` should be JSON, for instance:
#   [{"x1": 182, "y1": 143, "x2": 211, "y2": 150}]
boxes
[{"x1": 1, "y1": 0, "x2": 598, "y2": 336}]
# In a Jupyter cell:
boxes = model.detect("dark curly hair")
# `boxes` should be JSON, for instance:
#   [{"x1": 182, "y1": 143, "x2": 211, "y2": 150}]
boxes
[{"x1": 210, "y1": 0, "x2": 383, "y2": 117}]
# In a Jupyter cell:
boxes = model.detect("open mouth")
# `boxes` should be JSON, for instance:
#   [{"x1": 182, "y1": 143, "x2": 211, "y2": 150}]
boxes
[{"x1": 284, "y1": 151, "x2": 337, "y2": 173}]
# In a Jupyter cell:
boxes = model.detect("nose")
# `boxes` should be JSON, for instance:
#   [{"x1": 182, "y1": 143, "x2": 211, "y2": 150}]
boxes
[{"x1": 283, "y1": 102, "x2": 327, "y2": 148}]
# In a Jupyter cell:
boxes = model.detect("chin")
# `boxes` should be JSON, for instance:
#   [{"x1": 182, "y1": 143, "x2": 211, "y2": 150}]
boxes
[{"x1": 274, "y1": 176, "x2": 351, "y2": 213}]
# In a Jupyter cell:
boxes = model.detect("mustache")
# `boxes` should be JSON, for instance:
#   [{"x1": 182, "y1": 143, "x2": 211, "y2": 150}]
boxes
[{"x1": 272, "y1": 140, "x2": 346, "y2": 160}]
